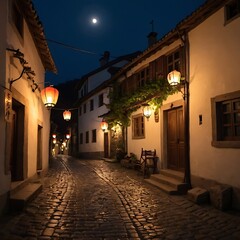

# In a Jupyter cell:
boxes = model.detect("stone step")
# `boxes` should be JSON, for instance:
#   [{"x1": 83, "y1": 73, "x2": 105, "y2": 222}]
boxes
[
  {"x1": 10, "y1": 183, "x2": 42, "y2": 211},
  {"x1": 145, "y1": 178, "x2": 179, "y2": 195},
  {"x1": 145, "y1": 169, "x2": 188, "y2": 195},
  {"x1": 160, "y1": 169, "x2": 184, "y2": 182}
]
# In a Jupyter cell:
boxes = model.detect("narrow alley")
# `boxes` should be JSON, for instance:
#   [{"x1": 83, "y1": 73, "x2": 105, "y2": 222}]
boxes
[{"x1": 0, "y1": 155, "x2": 240, "y2": 240}]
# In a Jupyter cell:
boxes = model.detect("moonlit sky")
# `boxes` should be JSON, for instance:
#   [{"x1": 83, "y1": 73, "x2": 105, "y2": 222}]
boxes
[{"x1": 32, "y1": 0, "x2": 206, "y2": 85}]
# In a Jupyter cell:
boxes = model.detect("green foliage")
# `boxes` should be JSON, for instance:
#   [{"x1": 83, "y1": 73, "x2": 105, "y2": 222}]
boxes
[{"x1": 105, "y1": 78, "x2": 177, "y2": 126}]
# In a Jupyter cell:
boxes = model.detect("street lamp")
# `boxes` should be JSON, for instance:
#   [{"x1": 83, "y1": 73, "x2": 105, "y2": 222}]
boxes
[
  {"x1": 167, "y1": 70, "x2": 181, "y2": 86},
  {"x1": 41, "y1": 85, "x2": 59, "y2": 109}
]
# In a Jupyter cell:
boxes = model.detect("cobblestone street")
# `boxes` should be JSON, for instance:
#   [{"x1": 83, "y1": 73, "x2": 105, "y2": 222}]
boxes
[{"x1": 0, "y1": 155, "x2": 240, "y2": 240}]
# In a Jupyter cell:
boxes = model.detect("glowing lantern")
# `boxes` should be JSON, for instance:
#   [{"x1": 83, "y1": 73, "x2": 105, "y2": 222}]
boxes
[
  {"x1": 53, "y1": 139, "x2": 57, "y2": 144},
  {"x1": 142, "y1": 104, "x2": 152, "y2": 120},
  {"x1": 63, "y1": 110, "x2": 71, "y2": 121},
  {"x1": 167, "y1": 70, "x2": 181, "y2": 86},
  {"x1": 41, "y1": 86, "x2": 59, "y2": 109},
  {"x1": 100, "y1": 119, "x2": 108, "y2": 132},
  {"x1": 66, "y1": 134, "x2": 71, "y2": 139},
  {"x1": 52, "y1": 134, "x2": 56, "y2": 139}
]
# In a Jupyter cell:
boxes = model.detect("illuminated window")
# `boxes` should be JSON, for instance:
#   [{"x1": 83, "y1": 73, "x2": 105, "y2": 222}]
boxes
[
  {"x1": 211, "y1": 91, "x2": 240, "y2": 148},
  {"x1": 132, "y1": 114, "x2": 145, "y2": 139}
]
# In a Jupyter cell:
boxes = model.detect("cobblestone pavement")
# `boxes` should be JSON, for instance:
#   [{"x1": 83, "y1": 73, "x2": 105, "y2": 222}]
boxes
[{"x1": 0, "y1": 155, "x2": 240, "y2": 240}]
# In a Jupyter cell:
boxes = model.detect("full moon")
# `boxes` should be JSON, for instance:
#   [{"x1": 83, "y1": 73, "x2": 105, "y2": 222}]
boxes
[{"x1": 92, "y1": 18, "x2": 98, "y2": 24}]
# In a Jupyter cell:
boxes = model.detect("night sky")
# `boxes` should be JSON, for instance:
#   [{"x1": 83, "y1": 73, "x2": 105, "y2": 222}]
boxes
[{"x1": 32, "y1": 0, "x2": 206, "y2": 85}]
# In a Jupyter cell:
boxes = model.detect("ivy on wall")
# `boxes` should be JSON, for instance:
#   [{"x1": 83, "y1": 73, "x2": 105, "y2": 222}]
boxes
[{"x1": 105, "y1": 78, "x2": 177, "y2": 127}]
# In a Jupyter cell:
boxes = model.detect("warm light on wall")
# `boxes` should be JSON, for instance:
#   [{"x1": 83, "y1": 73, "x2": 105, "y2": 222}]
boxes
[
  {"x1": 167, "y1": 70, "x2": 181, "y2": 86},
  {"x1": 63, "y1": 110, "x2": 71, "y2": 121},
  {"x1": 41, "y1": 85, "x2": 59, "y2": 109},
  {"x1": 100, "y1": 119, "x2": 108, "y2": 132}
]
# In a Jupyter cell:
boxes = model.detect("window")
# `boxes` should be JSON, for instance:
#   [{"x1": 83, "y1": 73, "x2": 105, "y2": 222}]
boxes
[
  {"x1": 90, "y1": 99, "x2": 94, "y2": 111},
  {"x1": 92, "y1": 129, "x2": 97, "y2": 143},
  {"x1": 136, "y1": 67, "x2": 150, "y2": 88},
  {"x1": 12, "y1": 1, "x2": 24, "y2": 38},
  {"x1": 80, "y1": 133, "x2": 83, "y2": 144},
  {"x1": 167, "y1": 50, "x2": 180, "y2": 73},
  {"x1": 225, "y1": 0, "x2": 240, "y2": 23},
  {"x1": 212, "y1": 91, "x2": 240, "y2": 148},
  {"x1": 98, "y1": 93, "x2": 104, "y2": 107},
  {"x1": 132, "y1": 114, "x2": 145, "y2": 139},
  {"x1": 85, "y1": 131, "x2": 89, "y2": 143},
  {"x1": 83, "y1": 103, "x2": 86, "y2": 113},
  {"x1": 79, "y1": 106, "x2": 82, "y2": 116}
]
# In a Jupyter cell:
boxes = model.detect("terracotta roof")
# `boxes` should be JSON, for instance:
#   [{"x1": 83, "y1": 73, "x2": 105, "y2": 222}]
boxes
[{"x1": 18, "y1": 0, "x2": 57, "y2": 73}]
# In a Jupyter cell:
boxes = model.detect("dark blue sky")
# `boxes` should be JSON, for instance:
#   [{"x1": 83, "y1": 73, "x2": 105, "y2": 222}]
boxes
[{"x1": 32, "y1": 0, "x2": 205, "y2": 85}]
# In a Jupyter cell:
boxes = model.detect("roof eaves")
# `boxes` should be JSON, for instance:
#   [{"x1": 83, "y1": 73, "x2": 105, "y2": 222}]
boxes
[{"x1": 19, "y1": 0, "x2": 57, "y2": 73}]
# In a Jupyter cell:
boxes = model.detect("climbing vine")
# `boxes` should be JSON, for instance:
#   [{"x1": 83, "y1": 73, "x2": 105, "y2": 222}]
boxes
[{"x1": 105, "y1": 78, "x2": 177, "y2": 127}]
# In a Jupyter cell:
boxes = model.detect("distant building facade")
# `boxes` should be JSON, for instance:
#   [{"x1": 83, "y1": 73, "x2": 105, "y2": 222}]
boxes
[
  {"x1": 0, "y1": 0, "x2": 56, "y2": 215},
  {"x1": 77, "y1": 51, "x2": 141, "y2": 159}
]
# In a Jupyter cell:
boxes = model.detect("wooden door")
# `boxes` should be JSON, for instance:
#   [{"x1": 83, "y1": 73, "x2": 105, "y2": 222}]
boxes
[
  {"x1": 104, "y1": 132, "x2": 109, "y2": 158},
  {"x1": 167, "y1": 107, "x2": 185, "y2": 171}
]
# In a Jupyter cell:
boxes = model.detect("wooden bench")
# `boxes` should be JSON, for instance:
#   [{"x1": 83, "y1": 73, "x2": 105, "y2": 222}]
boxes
[{"x1": 135, "y1": 148, "x2": 157, "y2": 178}]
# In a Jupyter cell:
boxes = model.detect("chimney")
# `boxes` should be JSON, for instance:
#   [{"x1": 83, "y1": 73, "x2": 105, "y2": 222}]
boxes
[
  {"x1": 147, "y1": 32, "x2": 158, "y2": 47},
  {"x1": 99, "y1": 51, "x2": 110, "y2": 66}
]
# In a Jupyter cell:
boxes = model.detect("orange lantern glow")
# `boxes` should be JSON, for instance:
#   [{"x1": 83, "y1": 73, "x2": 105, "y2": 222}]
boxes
[
  {"x1": 66, "y1": 133, "x2": 71, "y2": 139},
  {"x1": 41, "y1": 86, "x2": 59, "y2": 109},
  {"x1": 100, "y1": 119, "x2": 108, "y2": 132},
  {"x1": 63, "y1": 110, "x2": 71, "y2": 121},
  {"x1": 167, "y1": 70, "x2": 181, "y2": 86}
]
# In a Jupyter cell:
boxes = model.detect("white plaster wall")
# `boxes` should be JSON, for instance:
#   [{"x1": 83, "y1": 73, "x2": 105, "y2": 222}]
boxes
[
  {"x1": 189, "y1": 8, "x2": 240, "y2": 188},
  {"x1": 78, "y1": 89, "x2": 109, "y2": 153}
]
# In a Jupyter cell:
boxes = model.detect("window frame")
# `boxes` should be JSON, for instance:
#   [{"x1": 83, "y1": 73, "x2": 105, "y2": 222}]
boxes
[
  {"x1": 98, "y1": 93, "x2": 104, "y2": 107},
  {"x1": 211, "y1": 90, "x2": 240, "y2": 148},
  {"x1": 92, "y1": 129, "x2": 97, "y2": 143},
  {"x1": 90, "y1": 99, "x2": 94, "y2": 111},
  {"x1": 85, "y1": 131, "x2": 89, "y2": 143},
  {"x1": 225, "y1": 0, "x2": 240, "y2": 24},
  {"x1": 132, "y1": 114, "x2": 145, "y2": 139}
]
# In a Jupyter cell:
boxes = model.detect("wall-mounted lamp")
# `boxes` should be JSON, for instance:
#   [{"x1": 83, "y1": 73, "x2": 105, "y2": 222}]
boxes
[
  {"x1": 100, "y1": 119, "x2": 108, "y2": 132},
  {"x1": 52, "y1": 134, "x2": 56, "y2": 139},
  {"x1": 63, "y1": 110, "x2": 71, "y2": 121},
  {"x1": 167, "y1": 70, "x2": 181, "y2": 86},
  {"x1": 167, "y1": 70, "x2": 188, "y2": 100},
  {"x1": 142, "y1": 104, "x2": 152, "y2": 120},
  {"x1": 41, "y1": 85, "x2": 59, "y2": 109}
]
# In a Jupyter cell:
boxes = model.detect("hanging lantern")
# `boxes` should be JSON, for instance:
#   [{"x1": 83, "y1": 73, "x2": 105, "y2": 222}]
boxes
[
  {"x1": 41, "y1": 85, "x2": 59, "y2": 109},
  {"x1": 66, "y1": 133, "x2": 71, "y2": 139},
  {"x1": 167, "y1": 70, "x2": 181, "y2": 86},
  {"x1": 52, "y1": 134, "x2": 56, "y2": 139},
  {"x1": 142, "y1": 104, "x2": 152, "y2": 119},
  {"x1": 53, "y1": 139, "x2": 57, "y2": 144},
  {"x1": 63, "y1": 110, "x2": 71, "y2": 121},
  {"x1": 100, "y1": 119, "x2": 108, "y2": 132}
]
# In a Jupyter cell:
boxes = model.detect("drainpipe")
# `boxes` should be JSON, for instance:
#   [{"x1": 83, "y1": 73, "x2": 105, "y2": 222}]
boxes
[{"x1": 184, "y1": 32, "x2": 191, "y2": 188}]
